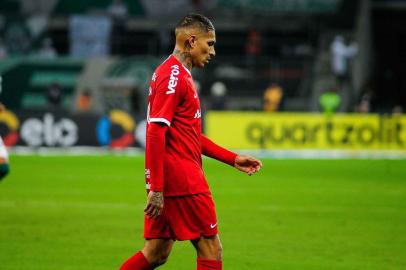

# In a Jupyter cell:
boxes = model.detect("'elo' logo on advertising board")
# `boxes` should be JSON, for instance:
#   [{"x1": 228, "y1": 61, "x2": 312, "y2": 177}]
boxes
[{"x1": 0, "y1": 111, "x2": 78, "y2": 147}]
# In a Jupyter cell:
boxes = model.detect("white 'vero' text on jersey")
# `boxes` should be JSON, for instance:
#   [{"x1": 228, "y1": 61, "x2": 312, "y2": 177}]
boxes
[{"x1": 166, "y1": 65, "x2": 179, "y2": 94}]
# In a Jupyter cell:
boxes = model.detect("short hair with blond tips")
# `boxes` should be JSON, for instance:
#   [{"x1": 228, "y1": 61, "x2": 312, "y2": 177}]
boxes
[{"x1": 175, "y1": 13, "x2": 215, "y2": 35}]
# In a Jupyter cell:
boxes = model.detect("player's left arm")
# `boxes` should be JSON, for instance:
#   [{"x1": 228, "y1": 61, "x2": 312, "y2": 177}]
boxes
[{"x1": 201, "y1": 135, "x2": 262, "y2": 175}]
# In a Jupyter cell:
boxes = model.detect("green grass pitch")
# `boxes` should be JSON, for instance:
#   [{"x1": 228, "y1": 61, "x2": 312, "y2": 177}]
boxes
[{"x1": 0, "y1": 155, "x2": 405, "y2": 270}]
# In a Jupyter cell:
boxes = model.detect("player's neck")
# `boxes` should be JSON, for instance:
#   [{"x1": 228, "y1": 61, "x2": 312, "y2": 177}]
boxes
[{"x1": 172, "y1": 48, "x2": 193, "y2": 72}]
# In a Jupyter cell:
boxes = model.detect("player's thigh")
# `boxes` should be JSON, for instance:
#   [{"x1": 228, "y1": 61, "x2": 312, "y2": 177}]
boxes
[
  {"x1": 191, "y1": 234, "x2": 222, "y2": 260},
  {"x1": 142, "y1": 238, "x2": 174, "y2": 261}
]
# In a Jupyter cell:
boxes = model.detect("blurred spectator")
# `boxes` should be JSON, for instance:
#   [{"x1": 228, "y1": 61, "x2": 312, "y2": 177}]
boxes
[
  {"x1": 107, "y1": 0, "x2": 128, "y2": 19},
  {"x1": 245, "y1": 29, "x2": 262, "y2": 70},
  {"x1": 70, "y1": 16, "x2": 112, "y2": 57},
  {"x1": 392, "y1": 105, "x2": 403, "y2": 116},
  {"x1": 319, "y1": 88, "x2": 341, "y2": 115},
  {"x1": 210, "y1": 81, "x2": 227, "y2": 110},
  {"x1": 263, "y1": 84, "x2": 284, "y2": 112},
  {"x1": 77, "y1": 89, "x2": 92, "y2": 111},
  {"x1": 355, "y1": 91, "x2": 372, "y2": 113},
  {"x1": 46, "y1": 82, "x2": 63, "y2": 108},
  {"x1": 330, "y1": 35, "x2": 358, "y2": 82},
  {"x1": 37, "y1": 38, "x2": 57, "y2": 59},
  {"x1": 0, "y1": 38, "x2": 8, "y2": 59}
]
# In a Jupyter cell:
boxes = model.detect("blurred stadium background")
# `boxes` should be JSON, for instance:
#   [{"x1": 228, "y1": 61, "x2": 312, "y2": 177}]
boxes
[
  {"x1": 0, "y1": 0, "x2": 405, "y2": 156},
  {"x1": 0, "y1": 0, "x2": 406, "y2": 269}
]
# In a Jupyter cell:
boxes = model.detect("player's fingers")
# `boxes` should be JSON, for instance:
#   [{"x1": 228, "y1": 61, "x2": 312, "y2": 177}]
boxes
[
  {"x1": 254, "y1": 161, "x2": 262, "y2": 169},
  {"x1": 146, "y1": 206, "x2": 157, "y2": 218},
  {"x1": 148, "y1": 208, "x2": 155, "y2": 218},
  {"x1": 156, "y1": 207, "x2": 164, "y2": 218},
  {"x1": 248, "y1": 156, "x2": 259, "y2": 163},
  {"x1": 151, "y1": 206, "x2": 161, "y2": 219},
  {"x1": 251, "y1": 166, "x2": 260, "y2": 174},
  {"x1": 255, "y1": 160, "x2": 263, "y2": 168},
  {"x1": 242, "y1": 167, "x2": 251, "y2": 174},
  {"x1": 157, "y1": 207, "x2": 163, "y2": 217},
  {"x1": 145, "y1": 204, "x2": 155, "y2": 216},
  {"x1": 144, "y1": 203, "x2": 152, "y2": 212}
]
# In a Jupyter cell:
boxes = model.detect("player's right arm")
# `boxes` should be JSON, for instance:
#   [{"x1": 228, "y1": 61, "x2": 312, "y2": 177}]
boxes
[
  {"x1": 144, "y1": 122, "x2": 167, "y2": 219},
  {"x1": 144, "y1": 65, "x2": 186, "y2": 218}
]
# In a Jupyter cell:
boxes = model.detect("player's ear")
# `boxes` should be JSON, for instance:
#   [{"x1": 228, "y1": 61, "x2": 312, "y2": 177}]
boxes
[{"x1": 185, "y1": 35, "x2": 197, "y2": 49}]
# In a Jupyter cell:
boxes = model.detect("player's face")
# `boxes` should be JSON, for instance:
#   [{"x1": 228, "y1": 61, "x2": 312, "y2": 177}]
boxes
[{"x1": 191, "y1": 30, "x2": 216, "y2": 68}]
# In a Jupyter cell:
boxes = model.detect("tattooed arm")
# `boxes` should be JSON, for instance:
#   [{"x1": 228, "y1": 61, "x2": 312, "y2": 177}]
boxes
[{"x1": 144, "y1": 191, "x2": 164, "y2": 219}]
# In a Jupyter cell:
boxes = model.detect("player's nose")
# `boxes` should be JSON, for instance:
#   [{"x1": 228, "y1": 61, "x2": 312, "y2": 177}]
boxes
[{"x1": 210, "y1": 48, "x2": 215, "y2": 58}]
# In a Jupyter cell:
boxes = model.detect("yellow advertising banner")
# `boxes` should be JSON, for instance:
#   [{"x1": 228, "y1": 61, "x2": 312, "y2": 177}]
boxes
[{"x1": 205, "y1": 112, "x2": 406, "y2": 149}]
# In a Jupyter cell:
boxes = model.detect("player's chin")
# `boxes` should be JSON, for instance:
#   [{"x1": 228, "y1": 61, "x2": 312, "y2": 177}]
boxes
[{"x1": 201, "y1": 59, "x2": 211, "y2": 67}]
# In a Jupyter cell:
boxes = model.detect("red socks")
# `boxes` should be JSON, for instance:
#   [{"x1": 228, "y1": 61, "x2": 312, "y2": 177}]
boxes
[
  {"x1": 119, "y1": 251, "x2": 151, "y2": 270},
  {"x1": 119, "y1": 252, "x2": 221, "y2": 269},
  {"x1": 197, "y1": 258, "x2": 222, "y2": 270}
]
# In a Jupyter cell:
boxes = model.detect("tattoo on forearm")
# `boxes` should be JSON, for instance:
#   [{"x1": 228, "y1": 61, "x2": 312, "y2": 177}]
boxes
[{"x1": 151, "y1": 192, "x2": 163, "y2": 207}]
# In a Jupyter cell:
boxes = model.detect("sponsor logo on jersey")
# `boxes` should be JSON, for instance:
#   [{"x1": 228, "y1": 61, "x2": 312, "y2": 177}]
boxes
[
  {"x1": 151, "y1": 72, "x2": 157, "y2": 81},
  {"x1": 194, "y1": 109, "x2": 201, "y2": 119},
  {"x1": 210, "y1": 223, "x2": 217, "y2": 228},
  {"x1": 166, "y1": 65, "x2": 179, "y2": 94}
]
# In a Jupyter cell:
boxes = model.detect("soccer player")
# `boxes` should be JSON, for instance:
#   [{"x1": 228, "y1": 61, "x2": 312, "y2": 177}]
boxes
[
  {"x1": 119, "y1": 13, "x2": 262, "y2": 270},
  {"x1": 0, "y1": 103, "x2": 10, "y2": 180}
]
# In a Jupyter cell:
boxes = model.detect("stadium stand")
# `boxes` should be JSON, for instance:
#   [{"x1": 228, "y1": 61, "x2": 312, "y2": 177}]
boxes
[{"x1": 0, "y1": 0, "x2": 405, "y2": 114}]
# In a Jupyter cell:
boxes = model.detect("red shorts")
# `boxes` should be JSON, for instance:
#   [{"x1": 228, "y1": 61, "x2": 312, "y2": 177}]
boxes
[{"x1": 144, "y1": 193, "x2": 218, "y2": 241}]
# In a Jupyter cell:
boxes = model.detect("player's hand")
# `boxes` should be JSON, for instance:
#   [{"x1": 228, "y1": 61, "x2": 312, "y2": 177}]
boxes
[
  {"x1": 234, "y1": 155, "x2": 262, "y2": 176},
  {"x1": 144, "y1": 191, "x2": 164, "y2": 219}
]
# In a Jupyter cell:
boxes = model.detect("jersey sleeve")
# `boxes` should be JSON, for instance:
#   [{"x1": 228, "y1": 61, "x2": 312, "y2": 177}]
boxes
[
  {"x1": 145, "y1": 122, "x2": 168, "y2": 192},
  {"x1": 201, "y1": 135, "x2": 237, "y2": 166},
  {"x1": 148, "y1": 67, "x2": 186, "y2": 126}
]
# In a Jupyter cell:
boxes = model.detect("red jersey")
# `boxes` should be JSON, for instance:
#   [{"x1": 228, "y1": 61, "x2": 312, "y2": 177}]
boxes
[{"x1": 146, "y1": 55, "x2": 209, "y2": 196}]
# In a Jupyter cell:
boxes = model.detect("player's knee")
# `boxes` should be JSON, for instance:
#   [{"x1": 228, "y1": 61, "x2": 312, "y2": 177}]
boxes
[
  {"x1": 156, "y1": 254, "x2": 169, "y2": 267},
  {"x1": 0, "y1": 163, "x2": 9, "y2": 180},
  {"x1": 142, "y1": 244, "x2": 171, "y2": 267},
  {"x1": 196, "y1": 236, "x2": 223, "y2": 260},
  {"x1": 148, "y1": 252, "x2": 169, "y2": 267}
]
